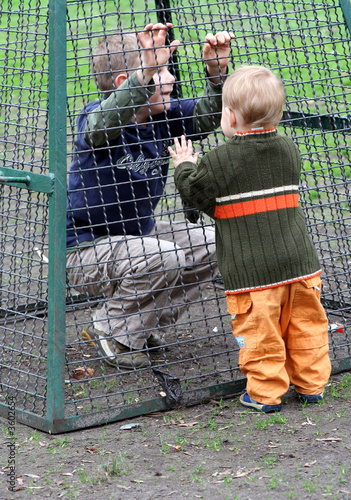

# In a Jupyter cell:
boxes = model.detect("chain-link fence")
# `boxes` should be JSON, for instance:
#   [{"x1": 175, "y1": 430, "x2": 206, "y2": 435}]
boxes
[{"x1": 0, "y1": 0, "x2": 350, "y2": 432}]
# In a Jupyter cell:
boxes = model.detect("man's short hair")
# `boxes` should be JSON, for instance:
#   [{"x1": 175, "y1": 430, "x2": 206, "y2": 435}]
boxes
[
  {"x1": 92, "y1": 33, "x2": 141, "y2": 94},
  {"x1": 223, "y1": 65, "x2": 285, "y2": 127}
]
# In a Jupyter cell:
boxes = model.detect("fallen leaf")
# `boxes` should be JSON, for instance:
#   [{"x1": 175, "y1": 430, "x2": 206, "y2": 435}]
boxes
[
  {"x1": 178, "y1": 422, "x2": 198, "y2": 428},
  {"x1": 304, "y1": 460, "x2": 317, "y2": 467},
  {"x1": 23, "y1": 474, "x2": 40, "y2": 479},
  {"x1": 212, "y1": 471, "x2": 226, "y2": 477},
  {"x1": 301, "y1": 420, "x2": 316, "y2": 427},
  {"x1": 233, "y1": 467, "x2": 261, "y2": 478},
  {"x1": 72, "y1": 367, "x2": 95, "y2": 380},
  {"x1": 17, "y1": 478, "x2": 24, "y2": 486},
  {"x1": 167, "y1": 444, "x2": 182, "y2": 451},
  {"x1": 62, "y1": 473, "x2": 73, "y2": 476},
  {"x1": 86, "y1": 446, "x2": 99, "y2": 454}
]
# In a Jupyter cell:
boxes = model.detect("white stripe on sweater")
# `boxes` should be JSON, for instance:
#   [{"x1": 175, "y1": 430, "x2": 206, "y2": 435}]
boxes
[{"x1": 215, "y1": 185, "x2": 299, "y2": 204}]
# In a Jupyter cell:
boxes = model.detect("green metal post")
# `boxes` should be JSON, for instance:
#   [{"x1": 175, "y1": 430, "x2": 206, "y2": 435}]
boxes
[
  {"x1": 46, "y1": 0, "x2": 67, "y2": 430},
  {"x1": 339, "y1": 0, "x2": 351, "y2": 37}
]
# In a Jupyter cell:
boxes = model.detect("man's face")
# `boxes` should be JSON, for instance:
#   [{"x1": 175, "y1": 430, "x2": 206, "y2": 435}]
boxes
[{"x1": 148, "y1": 67, "x2": 175, "y2": 114}]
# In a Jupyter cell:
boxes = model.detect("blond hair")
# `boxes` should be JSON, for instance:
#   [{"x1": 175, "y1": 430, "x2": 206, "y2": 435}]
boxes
[
  {"x1": 223, "y1": 65, "x2": 285, "y2": 128},
  {"x1": 92, "y1": 33, "x2": 141, "y2": 94}
]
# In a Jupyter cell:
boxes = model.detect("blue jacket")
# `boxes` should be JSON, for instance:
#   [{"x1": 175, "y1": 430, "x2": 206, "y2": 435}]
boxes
[{"x1": 66, "y1": 72, "x2": 223, "y2": 248}]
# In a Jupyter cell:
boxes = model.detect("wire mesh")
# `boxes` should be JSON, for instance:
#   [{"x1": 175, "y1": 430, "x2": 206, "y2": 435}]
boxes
[
  {"x1": 0, "y1": 1, "x2": 50, "y2": 419},
  {"x1": 0, "y1": 0, "x2": 350, "y2": 432}
]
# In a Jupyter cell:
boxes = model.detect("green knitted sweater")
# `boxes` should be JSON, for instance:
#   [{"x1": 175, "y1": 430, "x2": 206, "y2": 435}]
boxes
[{"x1": 174, "y1": 129, "x2": 322, "y2": 294}]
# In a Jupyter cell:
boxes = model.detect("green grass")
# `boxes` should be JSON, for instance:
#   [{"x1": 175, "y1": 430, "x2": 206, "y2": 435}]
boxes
[
  {"x1": 104, "y1": 451, "x2": 130, "y2": 477},
  {"x1": 3, "y1": 0, "x2": 350, "y2": 107},
  {"x1": 1, "y1": 0, "x2": 350, "y2": 160}
]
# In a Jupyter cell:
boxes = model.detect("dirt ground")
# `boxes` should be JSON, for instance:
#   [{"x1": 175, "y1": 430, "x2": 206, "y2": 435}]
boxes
[{"x1": 1, "y1": 372, "x2": 351, "y2": 500}]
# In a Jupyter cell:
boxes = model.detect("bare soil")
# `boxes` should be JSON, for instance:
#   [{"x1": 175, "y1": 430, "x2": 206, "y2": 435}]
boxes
[{"x1": 1, "y1": 372, "x2": 351, "y2": 500}]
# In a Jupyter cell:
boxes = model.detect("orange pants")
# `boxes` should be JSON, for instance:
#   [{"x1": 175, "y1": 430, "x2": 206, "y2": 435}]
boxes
[{"x1": 226, "y1": 276, "x2": 331, "y2": 405}]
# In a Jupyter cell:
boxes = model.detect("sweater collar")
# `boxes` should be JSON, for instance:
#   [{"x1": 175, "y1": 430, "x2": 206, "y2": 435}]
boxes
[{"x1": 234, "y1": 127, "x2": 277, "y2": 136}]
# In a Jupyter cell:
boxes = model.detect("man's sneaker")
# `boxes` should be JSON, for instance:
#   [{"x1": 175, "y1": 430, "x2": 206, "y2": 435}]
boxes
[
  {"x1": 146, "y1": 332, "x2": 165, "y2": 349},
  {"x1": 297, "y1": 390, "x2": 324, "y2": 404},
  {"x1": 240, "y1": 391, "x2": 282, "y2": 413},
  {"x1": 81, "y1": 324, "x2": 149, "y2": 369}
]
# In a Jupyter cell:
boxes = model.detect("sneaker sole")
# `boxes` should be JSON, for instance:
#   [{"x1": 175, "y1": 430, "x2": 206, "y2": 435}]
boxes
[
  {"x1": 298, "y1": 393, "x2": 324, "y2": 404},
  {"x1": 146, "y1": 340, "x2": 165, "y2": 349},
  {"x1": 82, "y1": 327, "x2": 118, "y2": 366},
  {"x1": 240, "y1": 393, "x2": 281, "y2": 413},
  {"x1": 82, "y1": 327, "x2": 149, "y2": 369}
]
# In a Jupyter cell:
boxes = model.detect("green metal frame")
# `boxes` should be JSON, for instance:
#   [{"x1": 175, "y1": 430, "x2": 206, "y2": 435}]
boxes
[
  {"x1": 340, "y1": 0, "x2": 351, "y2": 36},
  {"x1": 0, "y1": 0, "x2": 350, "y2": 434},
  {"x1": 0, "y1": 0, "x2": 67, "y2": 433},
  {"x1": 53, "y1": 359, "x2": 351, "y2": 432},
  {"x1": 0, "y1": 167, "x2": 55, "y2": 194},
  {"x1": 46, "y1": 0, "x2": 68, "y2": 431}
]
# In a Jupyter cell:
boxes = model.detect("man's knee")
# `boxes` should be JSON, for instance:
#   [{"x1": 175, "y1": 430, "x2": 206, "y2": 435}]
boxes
[
  {"x1": 124, "y1": 237, "x2": 184, "y2": 285},
  {"x1": 148, "y1": 241, "x2": 185, "y2": 284}
]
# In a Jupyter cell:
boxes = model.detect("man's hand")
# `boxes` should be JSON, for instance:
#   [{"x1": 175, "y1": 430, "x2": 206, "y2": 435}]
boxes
[
  {"x1": 137, "y1": 23, "x2": 180, "y2": 83},
  {"x1": 168, "y1": 135, "x2": 199, "y2": 168},
  {"x1": 203, "y1": 31, "x2": 235, "y2": 82}
]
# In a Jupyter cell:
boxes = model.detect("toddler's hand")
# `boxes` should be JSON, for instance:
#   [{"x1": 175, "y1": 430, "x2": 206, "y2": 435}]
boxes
[{"x1": 168, "y1": 135, "x2": 199, "y2": 167}]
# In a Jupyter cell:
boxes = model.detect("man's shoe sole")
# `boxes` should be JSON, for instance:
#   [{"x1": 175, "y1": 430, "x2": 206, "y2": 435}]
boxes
[
  {"x1": 146, "y1": 333, "x2": 165, "y2": 349},
  {"x1": 82, "y1": 326, "x2": 149, "y2": 369}
]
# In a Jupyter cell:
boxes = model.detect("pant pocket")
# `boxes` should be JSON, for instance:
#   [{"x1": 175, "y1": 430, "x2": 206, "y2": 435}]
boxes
[
  {"x1": 226, "y1": 293, "x2": 257, "y2": 349},
  {"x1": 288, "y1": 278, "x2": 328, "y2": 349},
  {"x1": 298, "y1": 275, "x2": 322, "y2": 298}
]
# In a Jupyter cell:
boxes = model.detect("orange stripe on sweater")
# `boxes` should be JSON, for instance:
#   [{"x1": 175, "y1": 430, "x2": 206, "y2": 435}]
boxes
[{"x1": 214, "y1": 193, "x2": 299, "y2": 219}]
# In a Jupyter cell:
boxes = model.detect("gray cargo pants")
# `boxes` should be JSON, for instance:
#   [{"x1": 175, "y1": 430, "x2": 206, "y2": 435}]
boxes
[{"x1": 66, "y1": 221, "x2": 217, "y2": 349}]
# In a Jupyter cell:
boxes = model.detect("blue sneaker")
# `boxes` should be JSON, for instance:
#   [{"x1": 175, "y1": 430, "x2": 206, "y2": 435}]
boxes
[
  {"x1": 298, "y1": 390, "x2": 324, "y2": 404},
  {"x1": 239, "y1": 391, "x2": 281, "y2": 413}
]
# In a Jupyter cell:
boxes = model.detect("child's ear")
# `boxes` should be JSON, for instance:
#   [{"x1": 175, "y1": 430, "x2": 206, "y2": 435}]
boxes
[
  {"x1": 225, "y1": 107, "x2": 236, "y2": 128},
  {"x1": 114, "y1": 72, "x2": 128, "y2": 89}
]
